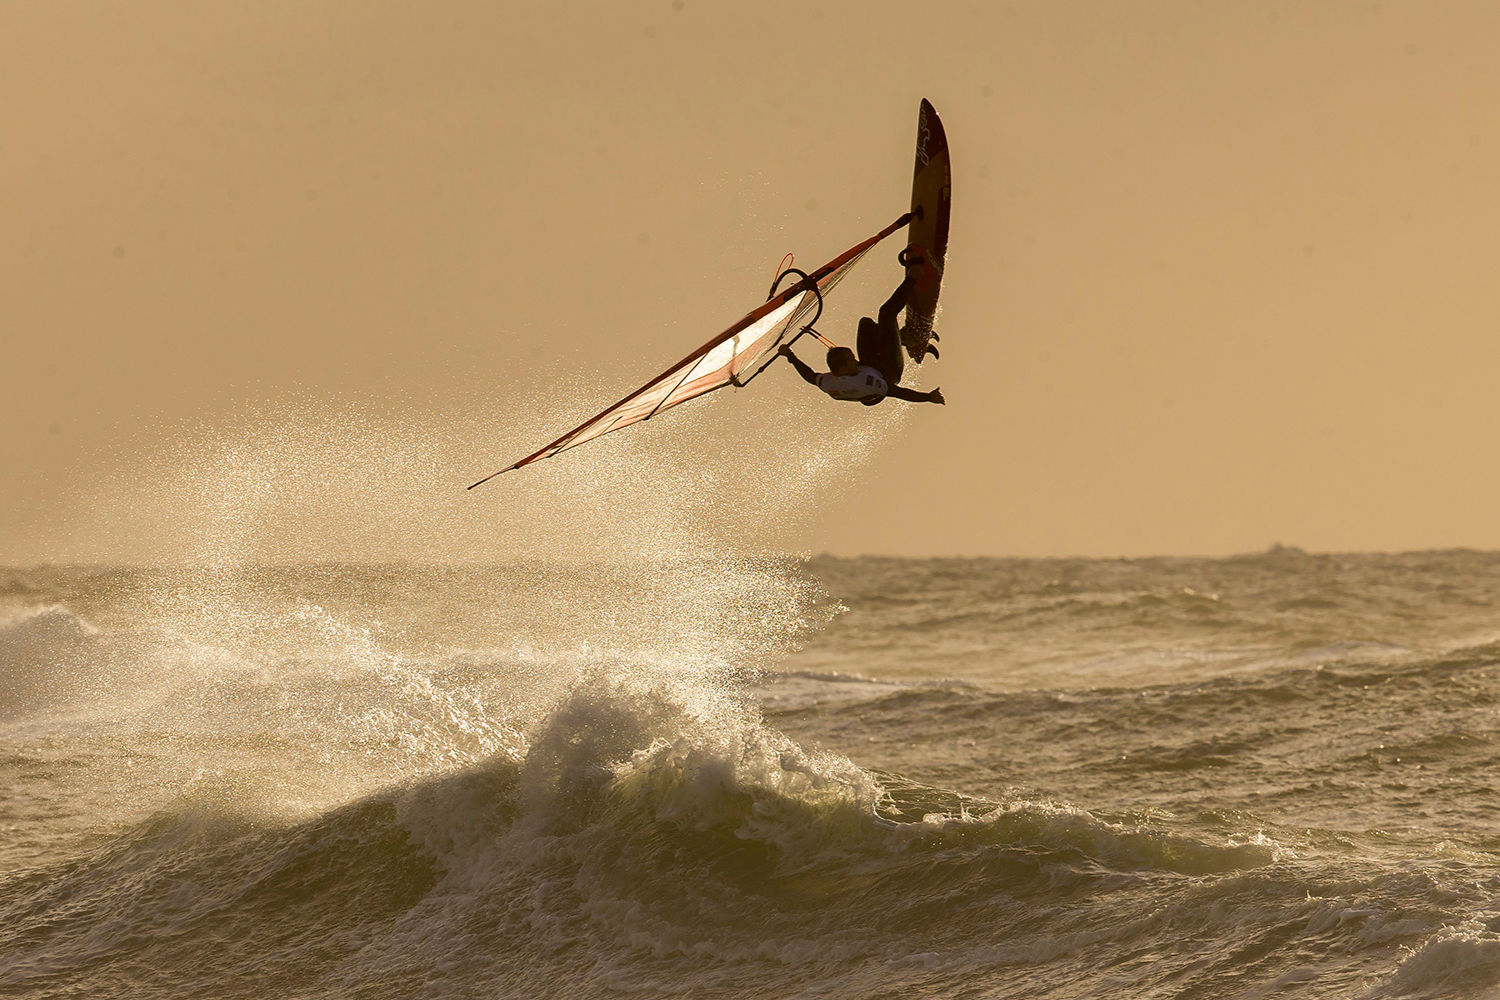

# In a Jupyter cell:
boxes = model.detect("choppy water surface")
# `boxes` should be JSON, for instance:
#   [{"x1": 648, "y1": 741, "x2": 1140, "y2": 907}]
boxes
[{"x1": 3, "y1": 552, "x2": 1499, "y2": 998}]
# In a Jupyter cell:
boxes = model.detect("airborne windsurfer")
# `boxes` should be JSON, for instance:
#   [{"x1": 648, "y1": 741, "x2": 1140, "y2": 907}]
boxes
[
  {"x1": 779, "y1": 259, "x2": 945, "y2": 407},
  {"x1": 468, "y1": 100, "x2": 950, "y2": 486}
]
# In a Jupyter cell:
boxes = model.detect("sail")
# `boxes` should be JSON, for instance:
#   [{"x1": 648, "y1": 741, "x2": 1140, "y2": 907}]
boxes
[{"x1": 469, "y1": 211, "x2": 911, "y2": 487}]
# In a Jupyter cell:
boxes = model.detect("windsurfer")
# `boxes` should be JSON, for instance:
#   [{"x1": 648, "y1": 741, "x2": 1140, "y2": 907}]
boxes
[{"x1": 779, "y1": 260, "x2": 944, "y2": 406}]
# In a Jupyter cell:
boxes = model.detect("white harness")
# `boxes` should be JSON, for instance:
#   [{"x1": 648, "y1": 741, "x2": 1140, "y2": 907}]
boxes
[{"x1": 816, "y1": 366, "x2": 889, "y2": 405}]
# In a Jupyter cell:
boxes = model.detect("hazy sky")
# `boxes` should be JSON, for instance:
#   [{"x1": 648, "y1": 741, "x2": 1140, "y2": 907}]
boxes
[{"x1": 6, "y1": 1, "x2": 1500, "y2": 563}]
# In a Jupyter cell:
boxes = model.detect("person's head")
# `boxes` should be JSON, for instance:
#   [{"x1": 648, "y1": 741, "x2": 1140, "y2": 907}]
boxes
[{"x1": 826, "y1": 345, "x2": 859, "y2": 376}]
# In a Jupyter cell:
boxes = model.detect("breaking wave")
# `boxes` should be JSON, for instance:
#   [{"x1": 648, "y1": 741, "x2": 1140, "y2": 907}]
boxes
[{"x1": 1, "y1": 667, "x2": 1288, "y2": 999}]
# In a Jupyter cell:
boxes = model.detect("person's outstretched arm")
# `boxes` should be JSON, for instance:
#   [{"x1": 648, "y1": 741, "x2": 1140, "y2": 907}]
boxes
[
  {"x1": 886, "y1": 385, "x2": 945, "y2": 404},
  {"x1": 779, "y1": 345, "x2": 820, "y2": 386}
]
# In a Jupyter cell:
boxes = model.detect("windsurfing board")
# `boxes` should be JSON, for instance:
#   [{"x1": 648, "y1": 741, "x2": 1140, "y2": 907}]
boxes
[{"x1": 900, "y1": 98, "x2": 951, "y2": 363}]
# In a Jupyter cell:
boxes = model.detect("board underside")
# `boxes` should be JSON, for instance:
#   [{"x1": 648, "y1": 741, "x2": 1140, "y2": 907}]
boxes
[{"x1": 901, "y1": 98, "x2": 951, "y2": 363}]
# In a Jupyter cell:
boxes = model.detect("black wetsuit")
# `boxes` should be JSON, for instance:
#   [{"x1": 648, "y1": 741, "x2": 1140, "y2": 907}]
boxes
[
  {"x1": 860, "y1": 277, "x2": 910, "y2": 387},
  {"x1": 785, "y1": 277, "x2": 934, "y2": 404}
]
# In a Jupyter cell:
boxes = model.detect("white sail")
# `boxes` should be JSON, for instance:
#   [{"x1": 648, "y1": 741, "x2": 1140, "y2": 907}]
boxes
[{"x1": 469, "y1": 212, "x2": 910, "y2": 487}]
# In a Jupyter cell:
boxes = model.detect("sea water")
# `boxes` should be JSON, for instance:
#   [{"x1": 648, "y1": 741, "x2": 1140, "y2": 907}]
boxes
[{"x1": 2, "y1": 552, "x2": 1499, "y2": 998}]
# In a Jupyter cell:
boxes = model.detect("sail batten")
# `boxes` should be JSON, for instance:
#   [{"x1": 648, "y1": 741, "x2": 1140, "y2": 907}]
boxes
[{"x1": 468, "y1": 211, "x2": 911, "y2": 488}]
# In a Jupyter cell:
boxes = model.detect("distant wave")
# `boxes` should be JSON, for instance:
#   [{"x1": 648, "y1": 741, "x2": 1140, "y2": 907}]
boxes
[
  {"x1": 0, "y1": 604, "x2": 102, "y2": 722},
  {"x1": 0, "y1": 602, "x2": 99, "y2": 644},
  {"x1": 1366, "y1": 924, "x2": 1500, "y2": 999}
]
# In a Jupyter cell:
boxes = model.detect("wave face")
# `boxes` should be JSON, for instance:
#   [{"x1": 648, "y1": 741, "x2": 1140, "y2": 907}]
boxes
[{"x1": 3, "y1": 555, "x2": 1500, "y2": 999}]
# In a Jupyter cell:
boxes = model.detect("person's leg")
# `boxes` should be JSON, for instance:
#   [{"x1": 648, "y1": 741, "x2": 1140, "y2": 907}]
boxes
[
  {"x1": 877, "y1": 278, "x2": 911, "y2": 327},
  {"x1": 858, "y1": 278, "x2": 910, "y2": 384}
]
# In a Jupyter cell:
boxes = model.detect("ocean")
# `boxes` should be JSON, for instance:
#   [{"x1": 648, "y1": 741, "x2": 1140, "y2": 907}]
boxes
[{"x1": 2, "y1": 552, "x2": 1499, "y2": 998}]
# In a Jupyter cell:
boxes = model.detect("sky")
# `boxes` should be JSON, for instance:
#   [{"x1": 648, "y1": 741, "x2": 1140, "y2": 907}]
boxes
[{"x1": 5, "y1": 0, "x2": 1500, "y2": 562}]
